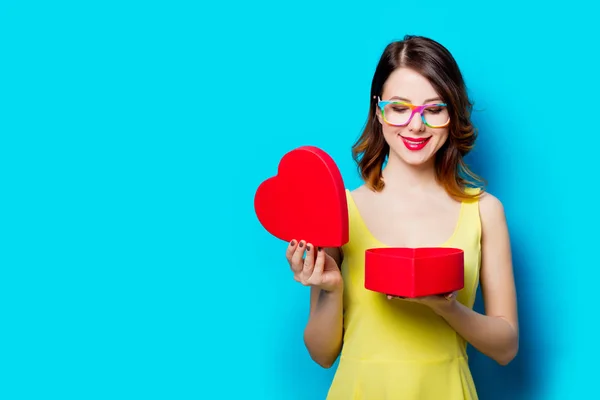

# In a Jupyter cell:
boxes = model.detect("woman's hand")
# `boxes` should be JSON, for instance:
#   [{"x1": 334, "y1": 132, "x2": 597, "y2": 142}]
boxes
[
  {"x1": 286, "y1": 240, "x2": 343, "y2": 293},
  {"x1": 387, "y1": 291, "x2": 458, "y2": 315}
]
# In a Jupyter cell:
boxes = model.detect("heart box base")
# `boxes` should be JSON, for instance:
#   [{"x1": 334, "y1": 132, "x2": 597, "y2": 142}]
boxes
[{"x1": 364, "y1": 247, "x2": 465, "y2": 298}]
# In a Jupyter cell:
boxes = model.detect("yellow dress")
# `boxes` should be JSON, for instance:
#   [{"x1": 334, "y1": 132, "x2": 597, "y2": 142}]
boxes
[{"x1": 326, "y1": 188, "x2": 482, "y2": 400}]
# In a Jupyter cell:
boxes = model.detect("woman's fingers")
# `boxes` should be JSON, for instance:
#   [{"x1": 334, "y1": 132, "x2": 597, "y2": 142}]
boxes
[
  {"x1": 289, "y1": 240, "x2": 305, "y2": 273},
  {"x1": 386, "y1": 294, "x2": 407, "y2": 300},
  {"x1": 287, "y1": 241, "x2": 331, "y2": 288},
  {"x1": 443, "y1": 292, "x2": 455, "y2": 301},
  {"x1": 309, "y1": 247, "x2": 325, "y2": 283},
  {"x1": 285, "y1": 239, "x2": 297, "y2": 262},
  {"x1": 301, "y1": 243, "x2": 315, "y2": 283}
]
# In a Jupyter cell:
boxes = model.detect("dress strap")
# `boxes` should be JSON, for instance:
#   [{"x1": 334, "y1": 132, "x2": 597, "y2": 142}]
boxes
[
  {"x1": 343, "y1": 189, "x2": 370, "y2": 251},
  {"x1": 455, "y1": 187, "x2": 482, "y2": 246}
]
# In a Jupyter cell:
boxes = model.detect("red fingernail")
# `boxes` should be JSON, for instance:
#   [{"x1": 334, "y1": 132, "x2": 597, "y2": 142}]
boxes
[
  {"x1": 306, "y1": 245, "x2": 311, "y2": 251},
  {"x1": 299, "y1": 242, "x2": 304, "y2": 248}
]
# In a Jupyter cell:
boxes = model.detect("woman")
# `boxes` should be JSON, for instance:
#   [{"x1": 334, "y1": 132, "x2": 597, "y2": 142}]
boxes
[{"x1": 285, "y1": 35, "x2": 519, "y2": 399}]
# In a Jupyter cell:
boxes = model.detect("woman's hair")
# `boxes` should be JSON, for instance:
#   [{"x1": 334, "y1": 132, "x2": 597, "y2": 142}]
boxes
[{"x1": 352, "y1": 35, "x2": 485, "y2": 200}]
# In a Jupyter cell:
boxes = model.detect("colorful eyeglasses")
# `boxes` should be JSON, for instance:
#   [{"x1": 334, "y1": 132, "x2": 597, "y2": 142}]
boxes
[{"x1": 377, "y1": 96, "x2": 450, "y2": 128}]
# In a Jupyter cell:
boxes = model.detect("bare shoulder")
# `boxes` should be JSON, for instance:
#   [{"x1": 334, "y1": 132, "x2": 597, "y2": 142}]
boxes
[
  {"x1": 350, "y1": 184, "x2": 371, "y2": 199},
  {"x1": 478, "y1": 191, "x2": 507, "y2": 227},
  {"x1": 349, "y1": 184, "x2": 375, "y2": 207}
]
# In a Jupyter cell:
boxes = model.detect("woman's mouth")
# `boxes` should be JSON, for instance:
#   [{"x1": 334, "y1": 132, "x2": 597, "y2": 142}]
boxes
[{"x1": 400, "y1": 135, "x2": 431, "y2": 151}]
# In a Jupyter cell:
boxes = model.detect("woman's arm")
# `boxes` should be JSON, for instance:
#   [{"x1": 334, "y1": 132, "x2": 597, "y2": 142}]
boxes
[
  {"x1": 437, "y1": 193, "x2": 519, "y2": 365},
  {"x1": 407, "y1": 193, "x2": 519, "y2": 365},
  {"x1": 303, "y1": 247, "x2": 345, "y2": 369}
]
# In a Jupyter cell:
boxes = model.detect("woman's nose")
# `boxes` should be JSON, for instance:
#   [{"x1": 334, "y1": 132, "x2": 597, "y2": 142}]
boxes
[{"x1": 408, "y1": 112, "x2": 424, "y2": 131}]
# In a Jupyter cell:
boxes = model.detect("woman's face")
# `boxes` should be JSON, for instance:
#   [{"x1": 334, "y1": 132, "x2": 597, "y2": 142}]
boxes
[{"x1": 377, "y1": 67, "x2": 450, "y2": 167}]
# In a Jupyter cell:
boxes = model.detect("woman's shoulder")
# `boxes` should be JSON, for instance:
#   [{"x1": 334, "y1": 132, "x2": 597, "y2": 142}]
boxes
[
  {"x1": 476, "y1": 189, "x2": 503, "y2": 211},
  {"x1": 346, "y1": 184, "x2": 378, "y2": 211},
  {"x1": 461, "y1": 185, "x2": 504, "y2": 214},
  {"x1": 476, "y1": 190, "x2": 507, "y2": 228},
  {"x1": 346, "y1": 184, "x2": 371, "y2": 200},
  {"x1": 462, "y1": 186, "x2": 500, "y2": 203}
]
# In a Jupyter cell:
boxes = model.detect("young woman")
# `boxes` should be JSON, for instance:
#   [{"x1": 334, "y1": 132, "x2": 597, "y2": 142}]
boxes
[{"x1": 285, "y1": 35, "x2": 519, "y2": 399}]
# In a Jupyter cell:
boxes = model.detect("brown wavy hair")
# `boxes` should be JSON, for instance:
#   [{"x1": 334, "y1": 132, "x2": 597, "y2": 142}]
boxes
[{"x1": 352, "y1": 35, "x2": 485, "y2": 201}]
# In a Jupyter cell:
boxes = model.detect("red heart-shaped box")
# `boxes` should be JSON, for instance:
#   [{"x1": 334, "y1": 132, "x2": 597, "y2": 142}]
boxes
[
  {"x1": 364, "y1": 247, "x2": 464, "y2": 298},
  {"x1": 254, "y1": 146, "x2": 349, "y2": 248}
]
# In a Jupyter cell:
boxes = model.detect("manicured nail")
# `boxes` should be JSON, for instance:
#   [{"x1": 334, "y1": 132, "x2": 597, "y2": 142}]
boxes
[
  {"x1": 306, "y1": 245, "x2": 311, "y2": 251},
  {"x1": 299, "y1": 242, "x2": 304, "y2": 248},
  {"x1": 290, "y1": 240, "x2": 296, "y2": 246},
  {"x1": 318, "y1": 247, "x2": 322, "y2": 252}
]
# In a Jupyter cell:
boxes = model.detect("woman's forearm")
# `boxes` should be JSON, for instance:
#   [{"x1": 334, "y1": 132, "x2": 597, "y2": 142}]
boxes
[
  {"x1": 438, "y1": 301, "x2": 518, "y2": 365},
  {"x1": 303, "y1": 288, "x2": 344, "y2": 368}
]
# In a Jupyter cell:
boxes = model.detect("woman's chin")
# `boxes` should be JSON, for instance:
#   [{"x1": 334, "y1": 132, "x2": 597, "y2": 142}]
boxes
[{"x1": 395, "y1": 149, "x2": 435, "y2": 167}]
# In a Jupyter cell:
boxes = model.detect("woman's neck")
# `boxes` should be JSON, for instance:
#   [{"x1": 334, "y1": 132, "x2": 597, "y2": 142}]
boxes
[{"x1": 380, "y1": 153, "x2": 439, "y2": 195}]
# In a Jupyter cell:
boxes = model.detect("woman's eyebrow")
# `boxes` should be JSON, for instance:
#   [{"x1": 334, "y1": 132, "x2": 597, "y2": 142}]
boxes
[{"x1": 388, "y1": 96, "x2": 443, "y2": 104}]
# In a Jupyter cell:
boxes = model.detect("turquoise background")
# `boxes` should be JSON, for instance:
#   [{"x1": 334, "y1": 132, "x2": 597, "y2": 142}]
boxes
[{"x1": 1, "y1": 1, "x2": 597, "y2": 399}]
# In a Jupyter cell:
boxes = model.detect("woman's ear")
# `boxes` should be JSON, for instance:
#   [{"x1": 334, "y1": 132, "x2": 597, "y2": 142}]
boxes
[
  {"x1": 375, "y1": 107, "x2": 383, "y2": 125},
  {"x1": 373, "y1": 96, "x2": 383, "y2": 124}
]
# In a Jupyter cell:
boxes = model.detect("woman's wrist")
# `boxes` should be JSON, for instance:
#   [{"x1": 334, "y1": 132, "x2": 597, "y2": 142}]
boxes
[
  {"x1": 433, "y1": 296, "x2": 460, "y2": 317},
  {"x1": 321, "y1": 283, "x2": 343, "y2": 296}
]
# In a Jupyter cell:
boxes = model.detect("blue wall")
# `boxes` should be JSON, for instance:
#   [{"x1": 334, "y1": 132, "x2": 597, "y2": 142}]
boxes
[{"x1": 1, "y1": 1, "x2": 597, "y2": 399}]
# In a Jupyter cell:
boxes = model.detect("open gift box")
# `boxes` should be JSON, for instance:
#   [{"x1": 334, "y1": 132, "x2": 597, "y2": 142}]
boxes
[{"x1": 364, "y1": 247, "x2": 464, "y2": 298}]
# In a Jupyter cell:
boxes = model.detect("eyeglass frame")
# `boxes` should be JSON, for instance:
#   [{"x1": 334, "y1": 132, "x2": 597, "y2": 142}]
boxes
[{"x1": 376, "y1": 96, "x2": 451, "y2": 128}]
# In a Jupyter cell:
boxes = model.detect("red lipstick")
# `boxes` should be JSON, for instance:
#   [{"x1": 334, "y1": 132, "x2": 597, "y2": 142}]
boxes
[{"x1": 401, "y1": 136, "x2": 431, "y2": 151}]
